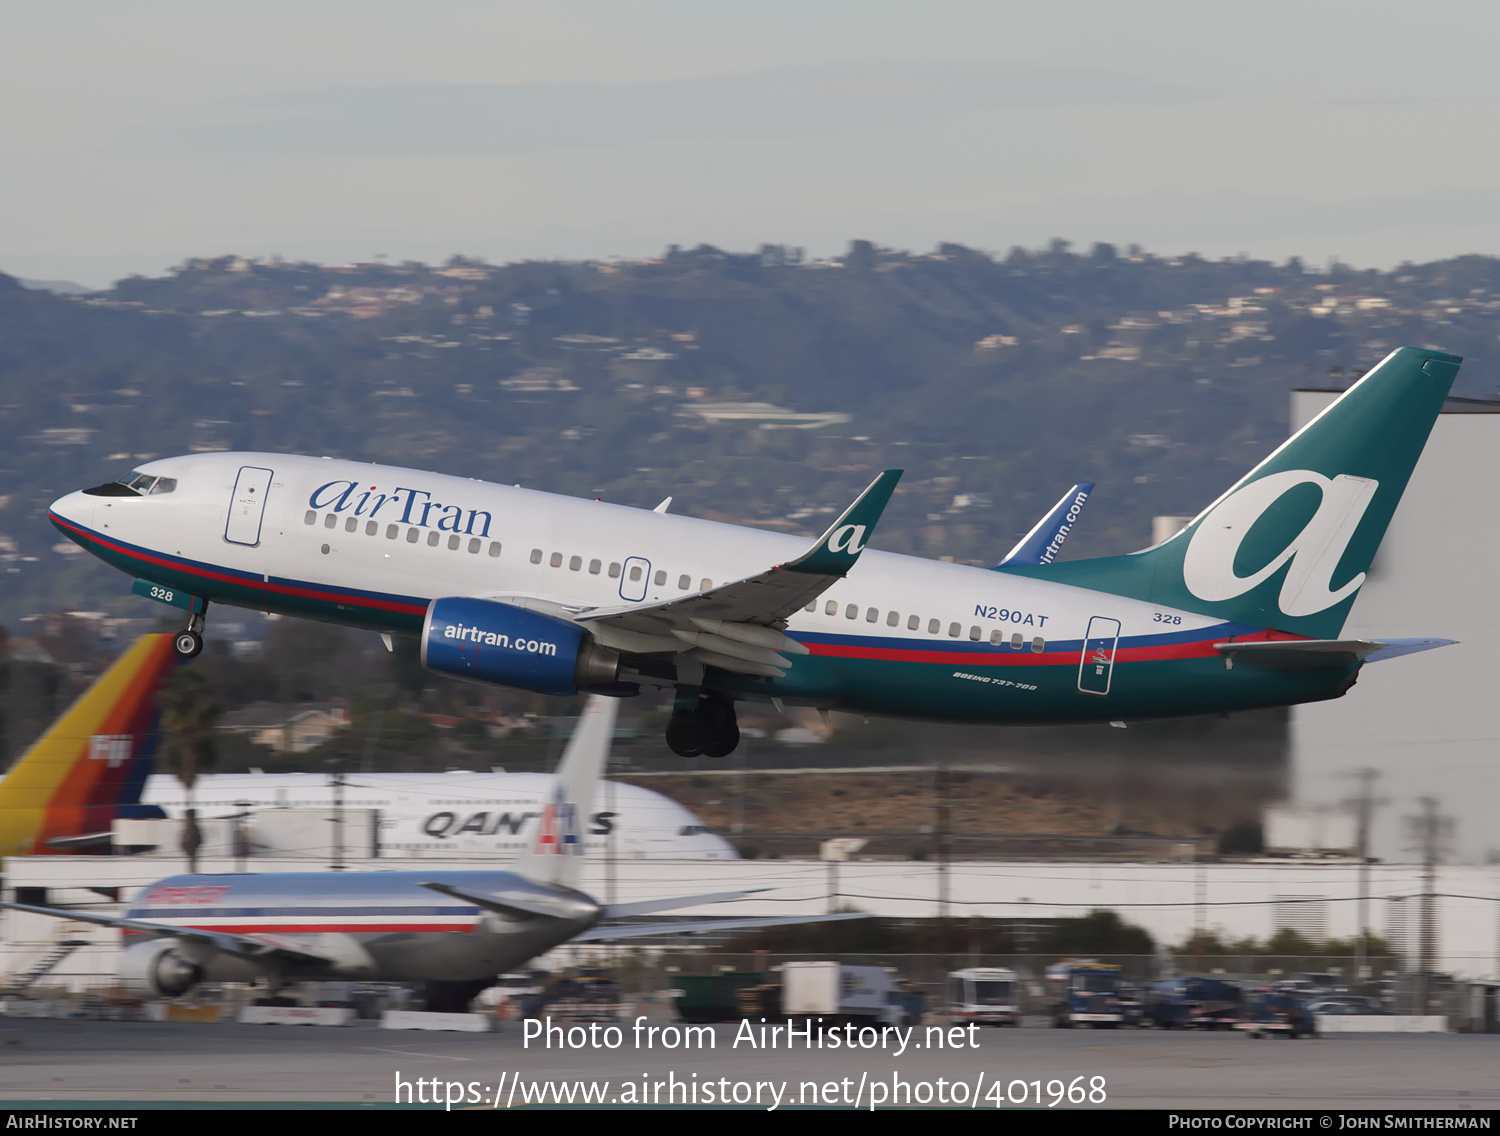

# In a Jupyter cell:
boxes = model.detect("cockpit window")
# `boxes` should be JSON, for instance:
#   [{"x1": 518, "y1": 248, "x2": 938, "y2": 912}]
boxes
[
  {"x1": 117, "y1": 472, "x2": 176, "y2": 494},
  {"x1": 84, "y1": 470, "x2": 178, "y2": 498}
]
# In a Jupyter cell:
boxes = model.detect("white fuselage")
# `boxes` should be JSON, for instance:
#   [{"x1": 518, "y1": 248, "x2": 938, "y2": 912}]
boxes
[{"x1": 141, "y1": 771, "x2": 734, "y2": 859}]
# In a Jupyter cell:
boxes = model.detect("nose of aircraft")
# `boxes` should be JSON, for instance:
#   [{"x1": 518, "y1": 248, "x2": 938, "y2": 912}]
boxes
[{"x1": 49, "y1": 490, "x2": 95, "y2": 536}]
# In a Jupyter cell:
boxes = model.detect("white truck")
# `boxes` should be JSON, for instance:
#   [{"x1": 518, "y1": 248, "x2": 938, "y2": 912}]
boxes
[
  {"x1": 947, "y1": 967, "x2": 1021, "y2": 1027},
  {"x1": 780, "y1": 962, "x2": 916, "y2": 1027}
]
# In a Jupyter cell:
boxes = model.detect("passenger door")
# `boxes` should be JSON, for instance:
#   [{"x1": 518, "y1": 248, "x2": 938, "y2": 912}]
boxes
[
  {"x1": 224, "y1": 466, "x2": 274, "y2": 546},
  {"x1": 1077, "y1": 616, "x2": 1121, "y2": 696}
]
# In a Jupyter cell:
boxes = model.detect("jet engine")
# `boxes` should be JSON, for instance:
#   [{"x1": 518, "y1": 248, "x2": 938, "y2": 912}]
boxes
[
  {"x1": 118, "y1": 938, "x2": 205, "y2": 998},
  {"x1": 421, "y1": 597, "x2": 619, "y2": 695}
]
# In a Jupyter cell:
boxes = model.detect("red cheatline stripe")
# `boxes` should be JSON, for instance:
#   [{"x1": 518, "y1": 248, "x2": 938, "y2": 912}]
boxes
[
  {"x1": 805, "y1": 627, "x2": 1305, "y2": 668},
  {"x1": 52, "y1": 514, "x2": 427, "y2": 616},
  {"x1": 173, "y1": 923, "x2": 477, "y2": 933}
]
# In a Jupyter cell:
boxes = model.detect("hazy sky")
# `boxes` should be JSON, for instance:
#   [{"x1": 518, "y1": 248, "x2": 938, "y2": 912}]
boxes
[{"x1": 8, "y1": 0, "x2": 1500, "y2": 285}]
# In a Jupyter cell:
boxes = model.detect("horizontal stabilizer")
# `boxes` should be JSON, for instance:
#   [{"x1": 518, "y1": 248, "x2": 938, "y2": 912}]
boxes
[
  {"x1": 1360, "y1": 638, "x2": 1457, "y2": 663},
  {"x1": 600, "y1": 889, "x2": 766, "y2": 919},
  {"x1": 1213, "y1": 638, "x2": 1455, "y2": 671},
  {"x1": 572, "y1": 912, "x2": 870, "y2": 942}
]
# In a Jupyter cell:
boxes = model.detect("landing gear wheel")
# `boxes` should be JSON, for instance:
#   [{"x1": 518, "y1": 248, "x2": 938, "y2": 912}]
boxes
[
  {"x1": 172, "y1": 630, "x2": 203, "y2": 659},
  {"x1": 665, "y1": 711, "x2": 705, "y2": 757}
]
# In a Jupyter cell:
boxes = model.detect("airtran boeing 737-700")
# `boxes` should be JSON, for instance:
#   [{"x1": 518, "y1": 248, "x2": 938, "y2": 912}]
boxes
[{"x1": 46, "y1": 346, "x2": 1461, "y2": 757}]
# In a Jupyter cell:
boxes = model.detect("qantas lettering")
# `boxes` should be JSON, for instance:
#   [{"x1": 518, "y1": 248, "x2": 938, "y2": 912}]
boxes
[
  {"x1": 419, "y1": 810, "x2": 616, "y2": 839},
  {"x1": 973, "y1": 606, "x2": 1048, "y2": 627}
]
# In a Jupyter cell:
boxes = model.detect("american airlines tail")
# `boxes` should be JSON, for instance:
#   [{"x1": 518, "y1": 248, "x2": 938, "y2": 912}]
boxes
[
  {"x1": 1000, "y1": 348, "x2": 1462, "y2": 639},
  {"x1": 511, "y1": 694, "x2": 619, "y2": 888},
  {"x1": 0, "y1": 634, "x2": 179, "y2": 857}
]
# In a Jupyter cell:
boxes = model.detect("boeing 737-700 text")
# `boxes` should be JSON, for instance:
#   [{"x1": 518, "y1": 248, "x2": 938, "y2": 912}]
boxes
[{"x1": 46, "y1": 347, "x2": 1460, "y2": 757}]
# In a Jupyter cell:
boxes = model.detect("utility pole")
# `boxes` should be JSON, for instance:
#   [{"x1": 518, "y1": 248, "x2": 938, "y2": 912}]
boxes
[
  {"x1": 1342, "y1": 768, "x2": 1386, "y2": 985},
  {"x1": 330, "y1": 761, "x2": 345, "y2": 871},
  {"x1": 1405, "y1": 797, "x2": 1452, "y2": 1014}
]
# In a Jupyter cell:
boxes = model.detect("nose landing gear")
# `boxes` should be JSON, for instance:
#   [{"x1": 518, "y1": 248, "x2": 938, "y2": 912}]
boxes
[
  {"x1": 172, "y1": 612, "x2": 206, "y2": 659},
  {"x1": 665, "y1": 690, "x2": 740, "y2": 758}
]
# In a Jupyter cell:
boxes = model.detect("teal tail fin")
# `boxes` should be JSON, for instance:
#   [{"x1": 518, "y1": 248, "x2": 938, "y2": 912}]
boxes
[{"x1": 998, "y1": 347, "x2": 1462, "y2": 638}]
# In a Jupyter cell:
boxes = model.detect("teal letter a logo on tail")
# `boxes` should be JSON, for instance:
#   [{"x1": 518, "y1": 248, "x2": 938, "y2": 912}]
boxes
[{"x1": 999, "y1": 347, "x2": 1462, "y2": 639}]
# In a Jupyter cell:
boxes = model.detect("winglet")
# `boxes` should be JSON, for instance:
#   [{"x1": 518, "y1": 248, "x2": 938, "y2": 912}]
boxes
[
  {"x1": 783, "y1": 469, "x2": 902, "y2": 577},
  {"x1": 995, "y1": 482, "x2": 1093, "y2": 568}
]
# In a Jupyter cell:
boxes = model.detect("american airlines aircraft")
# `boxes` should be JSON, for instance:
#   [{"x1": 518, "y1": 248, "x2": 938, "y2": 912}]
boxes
[
  {"x1": 46, "y1": 347, "x2": 1460, "y2": 758},
  {"x1": 4, "y1": 698, "x2": 857, "y2": 1010}
]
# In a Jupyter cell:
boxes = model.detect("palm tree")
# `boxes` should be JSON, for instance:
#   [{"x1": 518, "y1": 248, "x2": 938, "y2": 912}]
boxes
[{"x1": 158, "y1": 668, "x2": 221, "y2": 873}]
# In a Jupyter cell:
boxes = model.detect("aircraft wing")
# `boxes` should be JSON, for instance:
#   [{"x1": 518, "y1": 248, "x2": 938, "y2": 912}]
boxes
[
  {"x1": 419, "y1": 881, "x2": 596, "y2": 921},
  {"x1": 0, "y1": 901, "x2": 331, "y2": 964},
  {"x1": 570, "y1": 911, "x2": 870, "y2": 942},
  {"x1": 599, "y1": 889, "x2": 767, "y2": 919},
  {"x1": 576, "y1": 470, "x2": 901, "y2": 677}
]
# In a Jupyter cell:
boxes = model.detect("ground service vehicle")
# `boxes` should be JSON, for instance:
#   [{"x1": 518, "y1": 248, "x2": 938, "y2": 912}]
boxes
[
  {"x1": 1236, "y1": 988, "x2": 1317, "y2": 1039},
  {"x1": 947, "y1": 967, "x2": 1021, "y2": 1026},
  {"x1": 781, "y1": 961, "x2": 913, "y2": 1028},
  {"x1": 1047, "y1": 959, "x2": 1124, "y2": 1028},
  {"x1": 1143, "y1": 976, "x2": 1243, "y2": 1030}
]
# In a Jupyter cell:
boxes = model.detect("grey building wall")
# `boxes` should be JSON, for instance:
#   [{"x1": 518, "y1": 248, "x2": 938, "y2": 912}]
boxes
[{"x1": 1290, "y1": 391, "x2": 1500, "y2": 862}]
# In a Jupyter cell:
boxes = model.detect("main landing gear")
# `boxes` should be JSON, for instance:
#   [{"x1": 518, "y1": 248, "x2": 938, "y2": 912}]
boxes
[
  {"x1": 665, "y1": 689, "x2": 740, "y2": 758},
  {"x1": 172, "y1": 611, "x2": 206, "y2": 659}
]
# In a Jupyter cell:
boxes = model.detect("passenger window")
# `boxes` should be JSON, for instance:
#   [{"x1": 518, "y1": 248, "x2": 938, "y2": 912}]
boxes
[
  {"x1": 471, "y1": 539, "x2": 483, "y2": 554},
  {"x1": 608, "y1": 562, "x2": 621, "y2": 578},
  {"x1": 825, "y1": 601, "x2": 838, "y2": 616},
  {"x1": 845, "y1": 604, "x2": 858, "y2": 619},
  {"x1": 345, "y1": 517, "x2": 358, "y2": 533},
  {"x1": 969, "y1": 626, "x2": 981, "y2": 641},
  {"x1": 589, "y1": 559, "x2": 601, "y2": 575},
  {"x1": 629, "y1": 565, "x2": 643, "y2": 582},
  {"x1": 386, "y1": 524, "x2": 399, "y2": 539},
  {"x1": 654, "y1": 570, "x2": 666, "y2": 585},
  {"x1": 487, "y1": 541, "x2": 500, "y2": 557},
  {"x1": 1011, "y1": 632, "x2": 1023, "y2": 650},
  {"x1": 549, "y1": 552, "x2": 563, "y2": 568},
  {"x1": 304, "y1": 510, "x2": 316, "y2": 525},
  {"x1": 948, "y1": 622, "x2": 960, "y2": 637},
  {"x1": 324, "y1": 514, "x2": 336, "y2": 529},
  {"x1": 1031, "y1": 636, "x2": 1045, "y2": 653},
  {"x1": 427, "y1": 531, "x2": 440, "y2": 547},
  {"x1": 572, "y1": 556, "x2": 583, "y2": 571},
  {"x1": 865, "y1": 607, "x2": 878, "y2": 623},
  {"x1": 701, "y1": 579, "x2": 712, "y2": 590},
  {"x1": 887, "y1": 611, "x2": 899, "y2": 627},
  {"x1": 531, "y1": 549, "x2": 543, "y2": 564},
  {"x1": 805, "y1": 602, "x2": 816, "y2": 612},
  {"x1": 927, "y1": 619, "x2": 940, "y2": 634},
  {"x1": 678, "y1": 575, "x2": 691, "y2": 590},
  {"x1": 366, "y1": 521, "x2": 378, "y2": 536},
  {"x1": 406, "y1": 528, "x2": 419, "y2": 543},
  {"x1": 908, "y1": 615, "x2": 919, "y2": 630},
  {"x1": 449, "y1": 535, "x2": 461, "y2": 550}
]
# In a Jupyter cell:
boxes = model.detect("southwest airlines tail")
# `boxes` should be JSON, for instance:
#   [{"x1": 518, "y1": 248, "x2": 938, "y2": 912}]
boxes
[
  {"x1": 1000, "y1": 347, "x2": 1462, "y2": 639},
  {"x1": 512, "y1": 694, "x2": 618, "y2": 888},
  {"x1": 0, "y1": 634, "x2": 179, "y2": 857}
]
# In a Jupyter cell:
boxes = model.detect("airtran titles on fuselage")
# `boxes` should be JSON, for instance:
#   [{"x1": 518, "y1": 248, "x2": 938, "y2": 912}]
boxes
[{"x1": 309, "y1": 480, "x2": 493, "y2": 536}]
